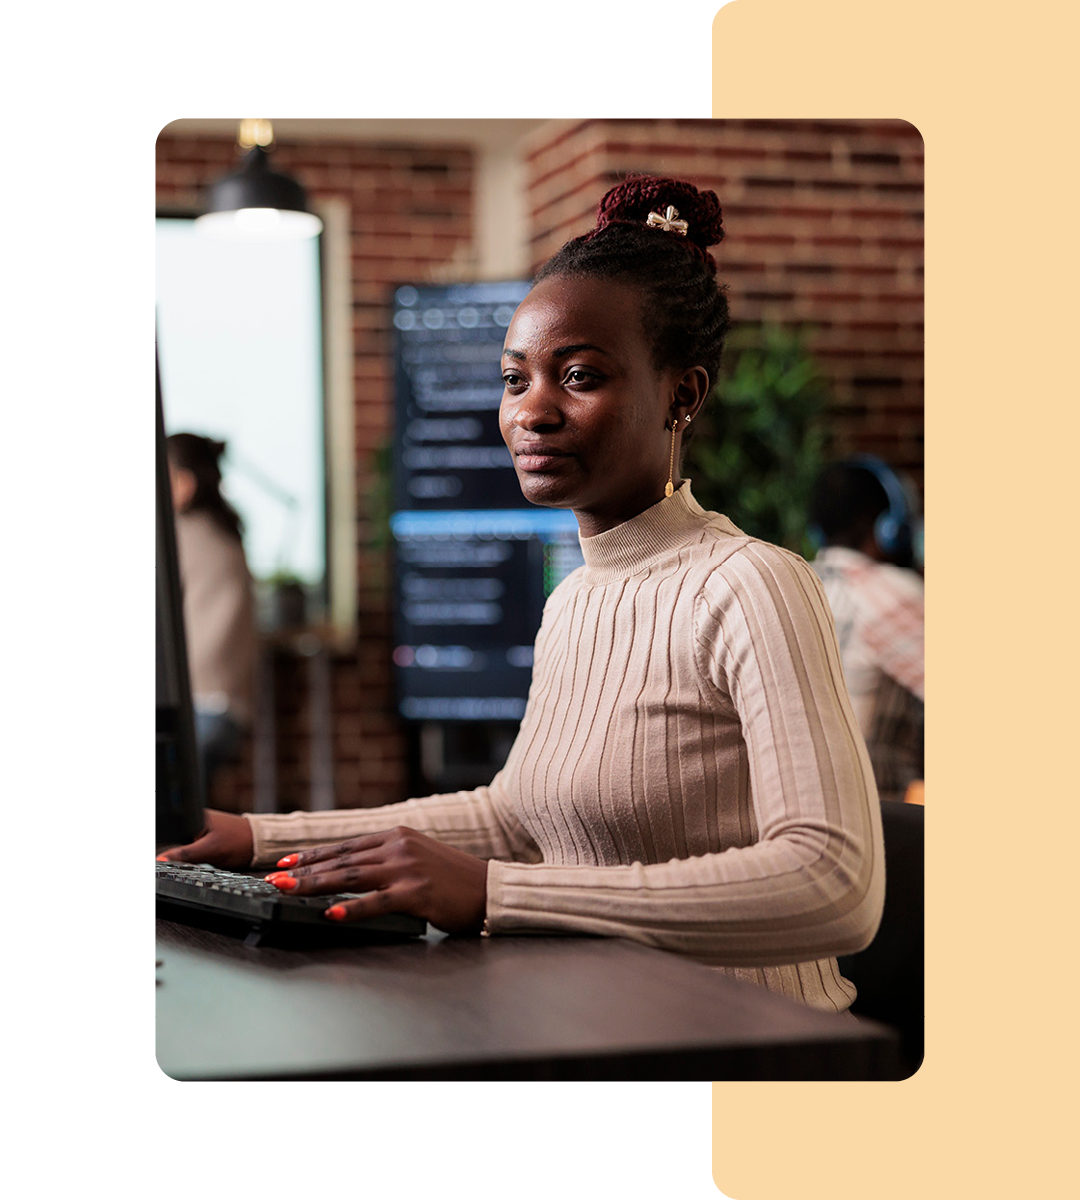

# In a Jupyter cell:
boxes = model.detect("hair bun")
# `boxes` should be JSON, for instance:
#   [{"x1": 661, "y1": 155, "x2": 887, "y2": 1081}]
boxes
[{"x1": 595, "y1": 174, "x2": 725, "y2": 256}]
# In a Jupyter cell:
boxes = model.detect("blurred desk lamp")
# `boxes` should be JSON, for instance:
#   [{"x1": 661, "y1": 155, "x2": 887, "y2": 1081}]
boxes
[{"x1": 195, "y1": 119, "x2": 322, "y2": 241}]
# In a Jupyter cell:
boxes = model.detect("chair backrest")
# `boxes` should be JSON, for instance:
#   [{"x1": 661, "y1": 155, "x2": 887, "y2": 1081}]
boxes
[{"x1": 837, "y1": 800, "x2": 924, "y2": 1075}]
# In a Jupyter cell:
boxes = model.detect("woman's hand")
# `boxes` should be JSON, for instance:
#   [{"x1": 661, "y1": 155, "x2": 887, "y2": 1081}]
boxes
[
  {"x1": 266, "y1": 826, "x2": 489, "y2": 935},
  {"x1": 156, "y1": 809, "x2": 254, "y2": 870}
]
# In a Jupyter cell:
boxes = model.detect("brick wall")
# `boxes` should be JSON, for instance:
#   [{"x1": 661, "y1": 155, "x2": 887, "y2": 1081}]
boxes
[
  {"x1": 156, "y1": 132, "x2": 476, "y2": 812},
  {"x1": 522, "y1": 119, "x2": 924, "y2": 482}
]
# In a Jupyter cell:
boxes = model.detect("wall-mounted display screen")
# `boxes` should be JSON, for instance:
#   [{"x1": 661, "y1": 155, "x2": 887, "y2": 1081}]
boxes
[
  {"x1": 393, "y1": 281, "x2": 529, "y2": 511},
  {"x1": 392, "y1": 282, "x2": 584, "y2": 721}
]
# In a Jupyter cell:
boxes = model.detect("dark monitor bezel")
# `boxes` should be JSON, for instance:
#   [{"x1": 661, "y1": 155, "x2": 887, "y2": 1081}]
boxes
[{"x1": 156, "y1": 352, "x2": 205, "y2": 848}]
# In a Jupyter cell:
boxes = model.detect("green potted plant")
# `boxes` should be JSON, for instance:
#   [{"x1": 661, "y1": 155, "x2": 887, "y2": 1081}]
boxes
[
  {"x1": 264, "y1": 568, "x2": 307, "y2": 630},
  {"x1": 686, "y1": 324, "x2": 830, "y2": 557}
]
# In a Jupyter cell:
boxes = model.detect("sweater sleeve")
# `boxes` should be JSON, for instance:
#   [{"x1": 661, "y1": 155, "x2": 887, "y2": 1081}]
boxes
[
  {"x1": 243, "y1": 773, "x2": 543, "y2": 869},
  {"x1": 484, "y1": 543, "x2": 885, "y2": 967}
]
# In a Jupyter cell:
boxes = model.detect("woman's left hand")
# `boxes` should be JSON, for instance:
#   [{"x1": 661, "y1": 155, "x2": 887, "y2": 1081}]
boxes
[{"x1": 265, "y1": 826, "x2": 489, "y2": 934}]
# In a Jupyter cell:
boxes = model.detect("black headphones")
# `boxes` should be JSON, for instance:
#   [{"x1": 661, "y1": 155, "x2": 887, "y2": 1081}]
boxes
[{"x1": 809, "y1": 454, "x2": 923, "y2": 568}]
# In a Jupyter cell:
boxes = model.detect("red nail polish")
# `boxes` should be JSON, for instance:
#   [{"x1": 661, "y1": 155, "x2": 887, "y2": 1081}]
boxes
[
  {"x1": 326, "y1": 905, "x2": 346, "y2": 920},
  {"x1": 272, "y1": 875, "x2": 298, "y2": 891},
  {"x1": 277, "y1": 854, "x2": 298, "y2": 868}
]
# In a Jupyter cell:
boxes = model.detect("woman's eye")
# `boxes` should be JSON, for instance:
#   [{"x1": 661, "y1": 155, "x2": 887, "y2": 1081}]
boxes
[
  {"x1": 564, "y1": 368, "x2": 597, "y2": 386},
  {"x1": 502, "y1": 372, "x2": 525, "y2": 390}
]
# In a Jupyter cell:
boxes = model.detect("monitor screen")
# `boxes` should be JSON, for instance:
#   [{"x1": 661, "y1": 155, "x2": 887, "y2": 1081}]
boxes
[{"x1": 391, "y1": 508, "x2": 583, "y2": 721}]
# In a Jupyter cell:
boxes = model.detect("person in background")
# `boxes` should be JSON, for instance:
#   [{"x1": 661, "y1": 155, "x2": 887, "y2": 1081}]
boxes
[
  {"x1": 809, "y1": 457, "x2": 924, "y2": 803},
  {"x1": 161, "y1": 176, "x2": 884, "y2": 1015},
  {"x1": 165, "y1": 433, "x2": 257, "y2": 798}
]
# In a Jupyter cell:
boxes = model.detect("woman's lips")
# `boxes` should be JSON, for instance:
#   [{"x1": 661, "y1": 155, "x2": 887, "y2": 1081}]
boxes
[{"x1": 514, "y1": 445, "x2": 573, "y2": 472}]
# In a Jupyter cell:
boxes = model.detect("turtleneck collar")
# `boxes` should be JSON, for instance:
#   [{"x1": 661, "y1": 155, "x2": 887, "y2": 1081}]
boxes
[{"x1": 577, "y1": 483, "x2": 716, "y2": 583}]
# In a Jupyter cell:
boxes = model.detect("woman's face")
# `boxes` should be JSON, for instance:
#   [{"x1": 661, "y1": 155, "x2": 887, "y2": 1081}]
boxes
[
  {"x1": 500, "y1": 275, "x2": 699, "y2": 537},
  {"x1": 168, "y1": 462, "x2": 196, "y2": 514}
]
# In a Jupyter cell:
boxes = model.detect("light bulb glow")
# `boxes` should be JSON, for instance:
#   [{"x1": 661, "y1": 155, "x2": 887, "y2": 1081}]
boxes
[
  {"x1": 236, "y1": 207, "x2": 281, "y2": 232},
  {"x1": 194, "y1": 208, "x2": 323, "y2": 241}
]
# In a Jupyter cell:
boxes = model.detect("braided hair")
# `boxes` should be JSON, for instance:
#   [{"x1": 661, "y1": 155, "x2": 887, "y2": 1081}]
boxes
[
  {"x1": 165, "y1": 432, "x2": 245, "y2": 542},
  {"x1": 535, "y1": 175, "x2": 730, "y2": 385}
]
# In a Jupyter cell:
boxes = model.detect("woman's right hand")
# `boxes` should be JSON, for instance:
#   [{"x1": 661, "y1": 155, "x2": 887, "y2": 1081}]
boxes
[{"x1": 157, "y1": 809, "x2": 254, "y2": 870}]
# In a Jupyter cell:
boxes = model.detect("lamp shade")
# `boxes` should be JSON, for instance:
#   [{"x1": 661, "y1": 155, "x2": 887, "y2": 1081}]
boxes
[{"x1": 195, "y1": 145, "x2": 322, "y2": 241}]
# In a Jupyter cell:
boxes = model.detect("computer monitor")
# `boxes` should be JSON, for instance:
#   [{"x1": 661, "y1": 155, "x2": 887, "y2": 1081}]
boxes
[
  {"x1": 390, "y1": 508, "x2": 582, "y2": 721},
  {"x1": 156, "y1": 356, "x2": 204, "y2": 847}
]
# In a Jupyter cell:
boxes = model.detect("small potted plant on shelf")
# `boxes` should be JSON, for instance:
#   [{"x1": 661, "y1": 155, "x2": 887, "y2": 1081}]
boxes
[{"x1": 263, "y1": 569, "x2": 307, "y2": 631}]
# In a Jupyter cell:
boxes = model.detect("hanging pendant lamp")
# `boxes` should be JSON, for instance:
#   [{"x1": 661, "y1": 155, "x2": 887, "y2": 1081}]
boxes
[{"x1": 195, "y1": 120, "x2": 323, "y2": 241}]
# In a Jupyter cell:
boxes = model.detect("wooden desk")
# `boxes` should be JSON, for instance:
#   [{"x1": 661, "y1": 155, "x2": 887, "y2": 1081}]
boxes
[{"x1": 156, "y1": 920, "x2": 899, "y2": 1080}]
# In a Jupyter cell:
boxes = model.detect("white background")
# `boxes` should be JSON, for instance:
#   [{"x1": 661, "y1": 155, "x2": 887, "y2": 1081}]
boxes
[{"x1": 4, "y1": 3, "x2": 732, "y2": 1197}]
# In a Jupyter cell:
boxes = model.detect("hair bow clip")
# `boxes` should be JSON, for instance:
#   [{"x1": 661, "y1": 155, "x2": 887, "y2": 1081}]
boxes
[{"x1": 646, "y1": 205, "x2": 689, "y2": 236}]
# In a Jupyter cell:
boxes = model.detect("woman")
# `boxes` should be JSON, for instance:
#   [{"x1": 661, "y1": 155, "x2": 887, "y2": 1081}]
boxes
[
  {"x1": 161, "y1": 176, "x2": 884, "y2": 1013},
  {"x1": 166, "y1": 432, "x2": 257, "y2": 796}
]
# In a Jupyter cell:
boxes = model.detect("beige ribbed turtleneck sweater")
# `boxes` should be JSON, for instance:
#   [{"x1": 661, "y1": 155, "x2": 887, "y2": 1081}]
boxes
[{"x1": 244, "y1": 485, "x2": 884, "y2": 1012}]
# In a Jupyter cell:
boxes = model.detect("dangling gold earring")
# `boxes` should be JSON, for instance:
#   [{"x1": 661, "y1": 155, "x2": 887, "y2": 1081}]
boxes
[{"x1": 665, "y1": 414, "x2": 690, "y2": 498}]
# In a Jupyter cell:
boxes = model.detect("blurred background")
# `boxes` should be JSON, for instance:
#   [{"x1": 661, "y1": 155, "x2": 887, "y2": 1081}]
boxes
[{"x1": 156, "y1": 117, "x2": 923, "y2": 815}]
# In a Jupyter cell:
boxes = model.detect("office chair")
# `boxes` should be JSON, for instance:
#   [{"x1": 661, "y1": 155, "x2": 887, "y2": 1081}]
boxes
[{"x1": 838, "y1": 799, "x2": 924, "y2": 1078}]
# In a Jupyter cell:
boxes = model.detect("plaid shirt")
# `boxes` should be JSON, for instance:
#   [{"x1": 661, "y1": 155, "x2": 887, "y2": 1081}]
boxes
[{"x1": 812, "y1": 546, "x2": 924, "y2": 802}]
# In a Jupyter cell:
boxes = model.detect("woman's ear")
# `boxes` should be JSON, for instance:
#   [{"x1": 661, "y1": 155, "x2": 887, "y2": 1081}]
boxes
[{"x1": 669, "y1": 365, "x2": 710, "y2": 425}]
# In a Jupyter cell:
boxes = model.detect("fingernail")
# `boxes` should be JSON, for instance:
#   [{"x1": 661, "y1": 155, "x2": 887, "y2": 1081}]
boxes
[
  {"x1": 156, "y1": 854, "x2": 169, "y2": 862},
  {"x1": 276, "y1": 854, "x2": 298, "y2": 868},
  {"x1": 270, "y1": 875, "x2": 298, "y2": 891},
  {"x1": 325, "y1": 905, "x2": 346, "y2": 921}
]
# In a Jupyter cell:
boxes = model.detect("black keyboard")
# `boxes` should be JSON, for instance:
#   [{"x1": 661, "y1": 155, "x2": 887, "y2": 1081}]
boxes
[{"x1": 156, "y1": 861, "x2": 427, "y2": 945}]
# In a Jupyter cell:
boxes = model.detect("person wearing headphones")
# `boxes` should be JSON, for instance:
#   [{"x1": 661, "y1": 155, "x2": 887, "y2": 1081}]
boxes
[{"x1": 809, "y1": 457, "x2": 924, "y2": 804}]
